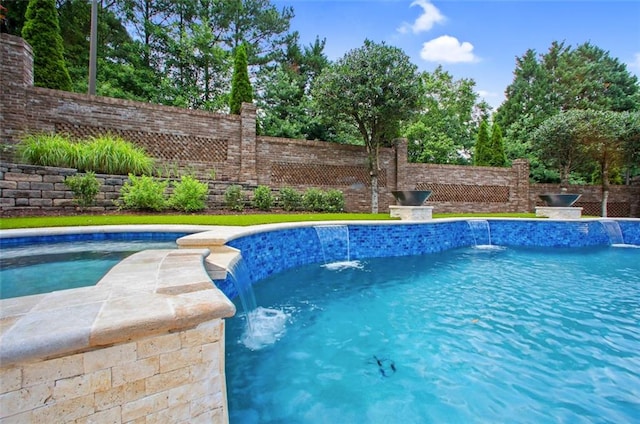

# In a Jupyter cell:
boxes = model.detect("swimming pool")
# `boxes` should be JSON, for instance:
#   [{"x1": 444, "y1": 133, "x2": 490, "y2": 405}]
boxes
[
  {"x1": 204, "y1": 219, "x2": 640, "y2": 423},
  {"x1": 0, "y1": 230, "x2": 191, "y2": 299},
  {"x1": 226, "y1": 246, "x2": 640, "y2": 422}
]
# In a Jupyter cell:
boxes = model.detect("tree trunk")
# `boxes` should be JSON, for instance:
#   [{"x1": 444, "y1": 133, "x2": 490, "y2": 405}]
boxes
[
  {"x1": 371, "y1": 173, "x2": 379, "y2": 214},
  {"x1": 601, "y1": 161, "x2": 609, "y2": 217}
]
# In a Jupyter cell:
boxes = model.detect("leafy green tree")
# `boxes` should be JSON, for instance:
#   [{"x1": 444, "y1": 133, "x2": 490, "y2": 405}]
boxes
[
  {"x1": 313, "y1": 40, "x2": 423, "y2": 212},
  {"x1": 489, "y1": 123, "x2": 506, "y2": 166},
  {"x1": 575, "y1": 110, "x2": 630, "y2": 216},
  {"x1": 229, "y1": 43, "x2": 253, "y2": 114},
  {"x1": 619, "y1": 111, "x2": 640, "y2": 184},
  {"x1": 474, "y1": 119, "x2": 491, "y2": 166},
  {"x1": 21, "y1": 0, "x2": 72, "y2": 91},
  {"x1": 531, "y1": 110, "x2": 591, "y2": 187},
  {"x1": 403, "y1": 66, "x2": 480, "y2": 164}
]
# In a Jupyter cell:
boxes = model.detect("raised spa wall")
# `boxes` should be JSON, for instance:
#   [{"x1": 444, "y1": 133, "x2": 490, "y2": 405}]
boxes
[{"x1": 1, "y1": 219, "x2": 639, "y2": 423}]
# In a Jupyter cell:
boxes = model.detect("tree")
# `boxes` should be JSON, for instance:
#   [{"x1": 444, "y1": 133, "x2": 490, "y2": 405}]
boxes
[
  {"x1": 313, "y1": 40, "x2": 424, "y2": 212},
  {"x1": 619, "y1": 111, "x2": 640, "y2": 184},
  {"x1": 0, "y1": 0, "x2": 28, "y2": 34},
  {"x1": 403, "y1": 66, "x2": 481, "y2": 164},
  {"x1": 258, "y1": 35, "x2": 333, "y2": 140},
  {"x1": 531, "y1": 110, "x2": 589, "y2": 187},
  {"x1": 21, "y1": 0, "x2": 72, "y2": 91},
  {"x1": 229, "y1": 43, "x2": 253, "y2": 114},
  {"x1": 474, "y1": 119, "x2": 490, "y2": 166},
  {"x1": 575, "y1": 110, "x2": 631, "y2": 217},
  {"x1": 489, "y1": 123, "x2": 506, "y2": 167},
  {"x1": 496, "y1": 41, "x2": 640, "y2": 183}
]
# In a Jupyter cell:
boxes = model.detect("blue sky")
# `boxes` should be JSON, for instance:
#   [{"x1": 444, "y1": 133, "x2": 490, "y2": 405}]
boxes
[{"x1": 273, "y1": 0, "x2": 640, "y2": 110}]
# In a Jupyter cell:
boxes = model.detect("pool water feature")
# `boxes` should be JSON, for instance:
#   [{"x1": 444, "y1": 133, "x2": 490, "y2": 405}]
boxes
[
  {"x1": 0, "y1": 233, "x2": 185, "y2": 299},
  {"x1": 225, "y1": 245, "x2": 640, "y2": 423},
  {"x1": 314, "y1": 224, "x2": 363, "y2": 271}
]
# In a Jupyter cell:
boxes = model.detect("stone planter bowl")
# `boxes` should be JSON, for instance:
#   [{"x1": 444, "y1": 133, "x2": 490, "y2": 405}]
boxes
[
  {"x1": 391, "y1": 190, "x2": 432, "y2": 206},
  {"x1": 538, "y1": 193, "x2": 581, "y2": 207}
]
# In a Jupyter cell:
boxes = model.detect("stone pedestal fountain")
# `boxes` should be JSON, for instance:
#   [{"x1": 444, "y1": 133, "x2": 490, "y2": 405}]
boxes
[
  {"x1": 389, "y1": 190, "x2": 433, "y2": 220},
  {"x1": 535, "y1": 193, "x2": 582, "y2": 219}
]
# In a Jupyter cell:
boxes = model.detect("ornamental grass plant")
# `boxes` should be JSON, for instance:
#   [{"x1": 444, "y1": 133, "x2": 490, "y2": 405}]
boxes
[{"x1": 17, "y1": 133, "x2": 154, "y2": 175}]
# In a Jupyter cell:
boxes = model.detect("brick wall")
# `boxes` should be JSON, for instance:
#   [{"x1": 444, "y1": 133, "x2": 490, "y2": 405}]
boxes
[
  {"x1": 395, "y1": 140, "x2": 531, "y2": 213},
  {"x1": 0, "y1": 319, "x2": 227, "y2": 423},
  {"x1": 257, "y1": 136, "x2": 396, "y2": 212},
  {"x1": 531, "y1": 184, "x2": 640, "y2": 218},
  {"x1": 1, "y1": 34, "x2": 637, "y2": 216}
]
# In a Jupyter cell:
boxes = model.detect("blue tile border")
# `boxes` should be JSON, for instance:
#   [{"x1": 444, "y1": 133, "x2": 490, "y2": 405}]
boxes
[
  {"x1": 0, "y1": 231, "x2": 191, "y2": 247},
  {"x1": 217, "y1": 219, "x2": 640, "y2": 299}
]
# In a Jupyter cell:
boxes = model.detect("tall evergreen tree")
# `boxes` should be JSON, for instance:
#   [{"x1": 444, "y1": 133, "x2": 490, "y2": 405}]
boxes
[
  {"x1": 489, "y1": 123, "x2": 507, "y2": 166},
  {"x1": 229, "y1": 43, "x2": 253, "y2": 114},
  {"x1": 21, "y1": 0, "x2": 72, "y2": 91},
  {"x1": 474, "y1": 119, "x2": 491, "y2": 166}
]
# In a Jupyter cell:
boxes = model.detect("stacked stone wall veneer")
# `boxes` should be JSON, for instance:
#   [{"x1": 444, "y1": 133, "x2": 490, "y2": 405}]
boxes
[{"x1": 0, "y1": 320, "x2": 227, "y2": 423}]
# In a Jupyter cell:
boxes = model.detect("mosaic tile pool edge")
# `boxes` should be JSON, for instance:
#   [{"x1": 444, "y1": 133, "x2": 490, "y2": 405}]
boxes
[{"x1": 218, "y1": 220, "x2": 640, "y2": 299}]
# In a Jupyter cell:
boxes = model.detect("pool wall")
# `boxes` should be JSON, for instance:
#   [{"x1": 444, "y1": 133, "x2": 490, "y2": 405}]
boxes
[{"x1": 215, "y1": 219, "x2": 640, "y2": 297}]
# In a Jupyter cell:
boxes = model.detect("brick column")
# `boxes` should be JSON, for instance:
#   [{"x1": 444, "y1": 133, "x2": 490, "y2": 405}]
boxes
[
  {"x1": 239, "y1": 102, "x2": 257, "y2": 184},
  {"x1": 0, "y1": 34, "x2": 33, "y2": 159},
  {"x1": 394, "y1": 138, "x2": 408, "y2": 190},
  {"x1": 511, "y1": 159, "x2": 530, "y2": 212}
]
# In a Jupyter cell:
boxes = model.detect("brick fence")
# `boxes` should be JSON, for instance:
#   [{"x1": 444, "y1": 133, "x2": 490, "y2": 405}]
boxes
[{"x1": 1, "y1": 33, "x2": 637, "y2": 217}]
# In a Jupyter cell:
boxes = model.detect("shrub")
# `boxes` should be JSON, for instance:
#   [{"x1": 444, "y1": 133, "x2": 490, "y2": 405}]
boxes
[
  {"x1": 324, "y1": 189, "x2": 345, "y2": 212},
  {"x1": 302, "y1": 188, "x2": 325, "y2": 212},
  {"x1": 253, "y1": 185, "x2": 273, "y2": 211},
  {"x1": 168, "y1": 175, "x2": 209, "y2": 212},
  {"x1": 279, "y1": 187, "x2": 302, "y2": 211},
  {"x1": 118, "y1": 174, "x2": 168, "y2": 211},
  {"x1": 64, "y1": 172, "x2": 100, "y2": 208},
  {"x1": 224, "y1": 185, "x2": 245, "y2": 211}
]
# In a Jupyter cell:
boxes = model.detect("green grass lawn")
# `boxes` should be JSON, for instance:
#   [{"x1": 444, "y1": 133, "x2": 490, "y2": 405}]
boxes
[{"x1": 0, "y1": 212, "x2": 538, "y2": 230}]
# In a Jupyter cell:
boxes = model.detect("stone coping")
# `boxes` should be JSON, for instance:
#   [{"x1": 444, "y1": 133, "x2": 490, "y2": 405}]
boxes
[{"x1": 0, "y1": 225, "x2": 236, "y2": 367}]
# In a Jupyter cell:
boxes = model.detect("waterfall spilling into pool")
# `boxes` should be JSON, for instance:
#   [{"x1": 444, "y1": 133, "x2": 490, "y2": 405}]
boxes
[
  {"x1": 467, "y1": 219, "x2": 503, "y2": 250},
  {"x1": 228, "y1": 256, "x2": 288, "y2": 350},
  {"x1": 600, "y1": 220, "x2": 638, "y2": 248},
  {"x1": 314, "y1": 225, "x2": 363, "y2": 270}
]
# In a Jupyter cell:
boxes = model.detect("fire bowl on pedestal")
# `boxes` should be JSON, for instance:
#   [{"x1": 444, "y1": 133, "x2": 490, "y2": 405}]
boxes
[
  {"x1": 391, "y1": 190, "x2": 432, "y2": 206},
  {"x1": 538, "y1": 193, "x2": 581, "y2": 207}
]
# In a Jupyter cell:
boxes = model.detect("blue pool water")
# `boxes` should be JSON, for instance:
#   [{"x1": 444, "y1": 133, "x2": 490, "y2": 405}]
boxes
[
  {"x1": 226, "y1": 245, "x2": 640, "y2": 423},
  {"x1": 0, "y1": 232, "x2": 187, "y2": 299}
]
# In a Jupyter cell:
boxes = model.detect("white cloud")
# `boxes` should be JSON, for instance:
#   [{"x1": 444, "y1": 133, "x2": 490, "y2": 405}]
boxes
[
  {"x1": 398, "y1": 0, "x2": 445, "y2": 34},
  {"x1": 419, "y1": 35, "x2": 480, "y2": 63}
]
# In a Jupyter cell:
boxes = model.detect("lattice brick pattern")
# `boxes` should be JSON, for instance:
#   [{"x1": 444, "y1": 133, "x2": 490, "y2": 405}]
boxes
[
  {"x1": 55, "y1": 123, "x2": 228, "y2": 162},
  {"x1": 271, "y1": 162, "x2": 386, "y2": 187},
  {"x1": 415, "y1": 183, "x2": 510, "y2": 203},
  {"x1": 575, "y1": 202, "x2": 630, "y2": 218}
]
